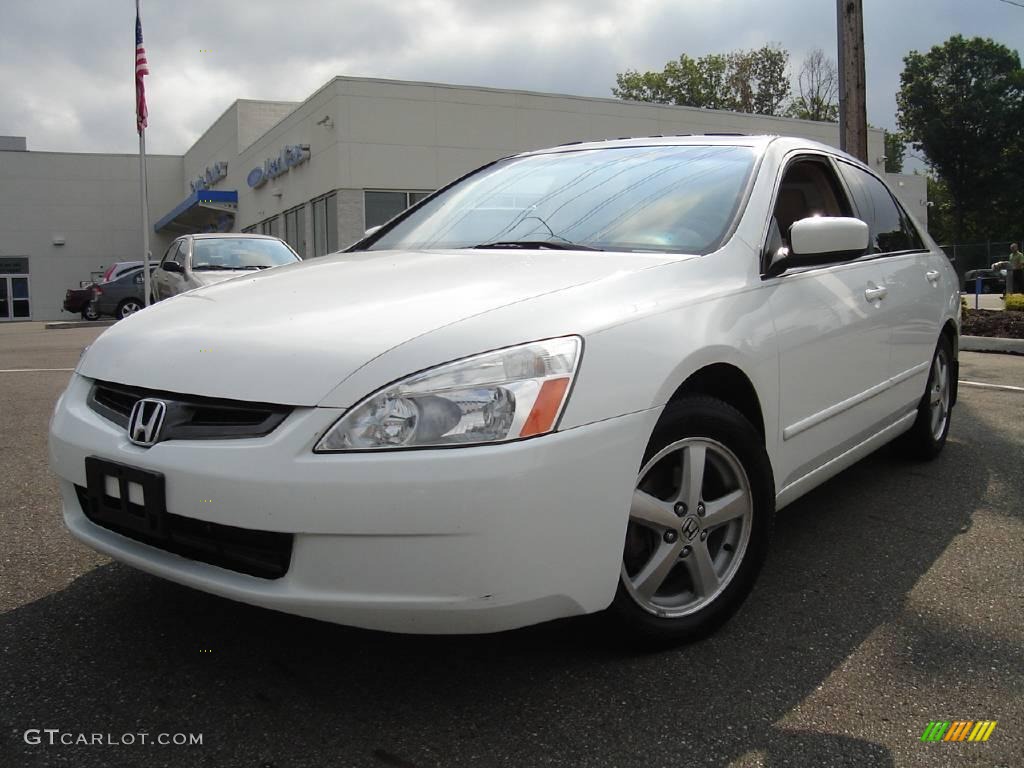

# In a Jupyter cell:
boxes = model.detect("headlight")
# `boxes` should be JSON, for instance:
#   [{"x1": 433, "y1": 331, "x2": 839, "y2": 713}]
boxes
[{"x1": 315, "y1": 336, "x2": 582, "y2": 452}]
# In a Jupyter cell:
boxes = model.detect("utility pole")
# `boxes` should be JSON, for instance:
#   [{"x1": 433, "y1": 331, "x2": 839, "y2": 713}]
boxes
[{"x1": 836, "y1": 0, "x2": 868, "y2": 163}]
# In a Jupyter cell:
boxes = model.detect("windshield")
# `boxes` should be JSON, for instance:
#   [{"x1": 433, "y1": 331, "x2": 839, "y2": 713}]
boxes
[
  {"x1": 365, "y1": 145, "x2": 756, "y2": 254},
  {"x1": 191, "y1": 238, "x2": 300, "y2": 270}
]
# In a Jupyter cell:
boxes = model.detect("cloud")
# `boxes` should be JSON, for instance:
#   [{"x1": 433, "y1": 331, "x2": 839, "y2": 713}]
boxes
[{"x1": 0, "y1": 0, "x2": 1019, "y2": 155}]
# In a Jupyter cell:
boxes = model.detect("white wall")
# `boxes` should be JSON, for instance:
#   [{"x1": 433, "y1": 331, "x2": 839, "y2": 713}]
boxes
[
  {"x1": 0, "y1": 148, "x2": 182, "y2": 320},
  {"x1": 886, "y1": 173, "x2": 929, "y2": 231}
]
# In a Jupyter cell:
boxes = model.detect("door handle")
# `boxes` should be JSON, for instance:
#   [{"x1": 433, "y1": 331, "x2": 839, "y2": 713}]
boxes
[
  {"x1": 864, "y1": 286, "x2": 888, "y2": 302},
  {"x1": 926, "y1": 270, "x2": 940, "y2": 283}
]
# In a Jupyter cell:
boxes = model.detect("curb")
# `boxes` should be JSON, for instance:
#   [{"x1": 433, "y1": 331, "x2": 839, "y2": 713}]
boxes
[
  {"x1": 45, "y1": 320, "x2": 116, "y2": 330},
  {"x1": 961, "y1": 335, "x2": 1024, "y2": 355}
]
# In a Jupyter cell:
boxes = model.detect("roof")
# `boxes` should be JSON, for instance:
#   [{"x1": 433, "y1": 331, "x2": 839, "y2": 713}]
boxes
[
  {"x1": 515, "y1": 134, "x2": 872, "y2": 170},
  {"x1": 189, "y1": 232, "x2": 280, "y2": 240}
]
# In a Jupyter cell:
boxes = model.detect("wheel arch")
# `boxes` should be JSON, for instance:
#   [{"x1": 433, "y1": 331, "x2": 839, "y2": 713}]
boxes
[{"x1": 666, "y1": 362, "x2": 767, "y2": 442}]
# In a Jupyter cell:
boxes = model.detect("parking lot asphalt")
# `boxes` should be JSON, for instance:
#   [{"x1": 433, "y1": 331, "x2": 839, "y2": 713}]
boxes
[{"x1": 1, "y1": 322, "x2": 1021, "y2": 768}]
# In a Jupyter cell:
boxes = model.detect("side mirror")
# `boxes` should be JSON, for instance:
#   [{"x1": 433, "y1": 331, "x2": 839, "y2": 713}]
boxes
[
  {"x1": 766, "y1": 217, "x2": 869, "y2": 277},
  {"x1": 161, "y1": 261, "x2": 183, "y2": 273},
  {"x1": 364, "y1": 225, "x2": 382, "y2": 237}
]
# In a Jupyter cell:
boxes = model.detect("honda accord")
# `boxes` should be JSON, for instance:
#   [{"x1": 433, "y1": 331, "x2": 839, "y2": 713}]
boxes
[{"x1": 49, "y1": 136, "x2": 960, "y2": 641}]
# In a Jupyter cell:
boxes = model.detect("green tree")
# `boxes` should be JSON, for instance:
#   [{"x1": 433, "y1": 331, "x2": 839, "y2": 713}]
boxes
[
  {"x1": 613, "y1": 45, "x2": 792, "y2": 116},
  {"x1": 897, "y1": 35, "x2": 1024, "y2": 241},
  {"x1": 884, "y1": 131, "x2": 905, "y2": 174}
]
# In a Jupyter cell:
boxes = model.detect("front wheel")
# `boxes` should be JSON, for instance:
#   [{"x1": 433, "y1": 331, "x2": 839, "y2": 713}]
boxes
[
  {"x1": 81, "y1": 305, "x2": 100, "y2": 321},
  {"x1": 610, "y1": 397, "x2": 775, "y2": 644}
]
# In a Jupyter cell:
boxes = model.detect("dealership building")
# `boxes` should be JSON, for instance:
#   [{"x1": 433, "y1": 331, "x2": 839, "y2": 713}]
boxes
[{"x1": 0, "y1": 76, "x2": 926, "y2": 321}]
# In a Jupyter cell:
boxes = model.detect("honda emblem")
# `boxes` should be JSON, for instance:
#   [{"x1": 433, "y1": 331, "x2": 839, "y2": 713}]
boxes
[{"x1": 128, "y1": 398, "x2": 167, "y2": 447}]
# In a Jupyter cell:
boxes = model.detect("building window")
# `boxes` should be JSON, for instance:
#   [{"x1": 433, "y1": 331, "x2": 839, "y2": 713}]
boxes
[
  {"x1": 245, "y1": 216, "x2": 283, "y2": 237},
  {"x1": 364, "y1": 191, "x2": 432, "y2": 230},
  {"x1": 312, "y1": 192, "x2": 338, "y2": 257},
  {"x1": 284, "y1": 205, "x2": 306, "y2": 258},
  {"x1": 262, "y1": 216, "x2": 280, "y2": 238}
]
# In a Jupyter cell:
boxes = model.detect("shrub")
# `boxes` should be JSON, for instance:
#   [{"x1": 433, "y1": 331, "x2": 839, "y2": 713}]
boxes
[{"x1": 1005, "y1": 294, "x2": 1024, "y2": 312}]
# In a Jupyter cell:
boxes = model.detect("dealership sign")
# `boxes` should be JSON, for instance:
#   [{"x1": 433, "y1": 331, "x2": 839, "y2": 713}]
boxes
[
  {"x1": 189, "y1": 161, "x2": 228, "y2": 193},
  {"x1": 247, "y1": 145, "x2": 310, "y2": 189}
]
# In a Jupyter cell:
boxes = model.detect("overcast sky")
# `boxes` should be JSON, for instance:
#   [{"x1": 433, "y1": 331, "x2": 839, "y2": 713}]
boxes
[{"x1": 1, "y1": 0, "x2": 1020, "y2": 157}]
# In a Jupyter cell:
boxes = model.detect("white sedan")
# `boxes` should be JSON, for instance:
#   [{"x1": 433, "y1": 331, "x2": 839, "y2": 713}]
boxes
[{"x1": 49, "y1": 136, "x2": 959, "y2": 642}]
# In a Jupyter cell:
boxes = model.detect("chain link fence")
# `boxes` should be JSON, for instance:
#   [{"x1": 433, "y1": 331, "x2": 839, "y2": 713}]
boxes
[{"x1": 940, "y1": 240, "x2": 1022, "y2": 284}]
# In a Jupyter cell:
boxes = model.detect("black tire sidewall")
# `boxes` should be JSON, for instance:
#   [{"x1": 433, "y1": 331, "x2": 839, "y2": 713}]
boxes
[{"x1": 610, "y1": 396, "x2": 775, "y2": 643}]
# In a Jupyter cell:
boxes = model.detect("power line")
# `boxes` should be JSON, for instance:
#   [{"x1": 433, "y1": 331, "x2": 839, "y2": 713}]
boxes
[{"x1": 996, "y1": 0, "x2": 1024, "y2": 9}]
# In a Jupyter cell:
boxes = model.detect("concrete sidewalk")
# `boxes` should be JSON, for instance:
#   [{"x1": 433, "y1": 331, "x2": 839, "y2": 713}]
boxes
[{"x1": 962, "y1": 292, "x2": 1005, "y2": 310}]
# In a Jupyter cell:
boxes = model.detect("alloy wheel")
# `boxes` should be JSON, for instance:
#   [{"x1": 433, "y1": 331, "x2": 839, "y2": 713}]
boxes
[
  {"x1": 622, "y1": 437, "x2": 753, "y2": 618},
  {"x1": 119, "y1": 301, "x2": 142, "y2": 319},
  {"x1": 929, "y1": 347, "x2": 951, "y2": 441}
]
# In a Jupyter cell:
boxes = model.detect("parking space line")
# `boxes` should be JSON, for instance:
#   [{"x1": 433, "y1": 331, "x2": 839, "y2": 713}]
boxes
[
  {"x1": 958, "y1": 380, "x2": 1024, "y2": 393},
  {"x1": 0, "y1": 368, "x2": 74, "y2": 373}
]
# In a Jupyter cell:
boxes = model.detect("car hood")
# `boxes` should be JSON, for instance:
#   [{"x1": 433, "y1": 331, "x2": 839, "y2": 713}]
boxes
[
  {"x1": 78, "y1": 248, "x2": 680, "y2": 405},
  {"x1": 192, "y1": 269, "x2": 258, "y2": 287}
]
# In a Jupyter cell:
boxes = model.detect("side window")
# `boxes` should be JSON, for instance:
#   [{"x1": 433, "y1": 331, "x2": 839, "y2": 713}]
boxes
[
  {"x1": 770, "y1": 158, "x2": 852, "y2": 252},
  {"x1": 159, "y1": 242, "x2": 178, "y2": 266},
  {"x1": 172, "y1": 240, "x2": 188, "y2": 266},
  {"x1": 837, "y1": 163, "x2": 923, "y2": 254}
]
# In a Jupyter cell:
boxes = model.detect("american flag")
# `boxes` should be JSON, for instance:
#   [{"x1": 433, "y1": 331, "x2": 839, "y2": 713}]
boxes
[{"x1": 135, "y1": 1, "x2": 149, "y2": 133}]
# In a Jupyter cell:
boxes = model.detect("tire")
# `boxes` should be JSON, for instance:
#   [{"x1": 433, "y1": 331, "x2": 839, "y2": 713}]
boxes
[
  {"x1": 896, "y1": 336, "x2": 953, "y2": 460},
  {"x1": 610, "y1": 396, "x2": 775, "y2": 644},
  {"x1": 116, "y1": 299, "x2": 143, "y2": 320},
  {"x1": 81, "y1": 305, "x2": 100, "y2": 321}
]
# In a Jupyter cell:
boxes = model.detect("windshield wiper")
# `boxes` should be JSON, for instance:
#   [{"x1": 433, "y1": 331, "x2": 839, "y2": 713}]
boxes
[{"x1": 471, "y1": 240, "x2": 603, "y2": 251}]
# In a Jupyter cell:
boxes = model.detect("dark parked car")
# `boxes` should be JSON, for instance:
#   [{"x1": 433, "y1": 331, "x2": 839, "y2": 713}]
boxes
[
  {"x1": 63, "y1": 285, "x2": 100, "y2": 320},
  {"x1": 102, "y1": 261, "x2": 144, "y2": 282},
  {"x1": 963, "y1": 261, "x2": 1009, "y2": 294},
  {"x1": 90, "y1": 267, "x2": 155, "y2": 320}
]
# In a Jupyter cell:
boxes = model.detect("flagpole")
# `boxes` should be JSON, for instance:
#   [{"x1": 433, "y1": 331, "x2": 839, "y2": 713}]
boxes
[
  {"x1": 139, "y1": 129, "x2": 151, "y2": 307},
  {"x1": 136, "y1": 0, "x2": 152, "y2": 306}
]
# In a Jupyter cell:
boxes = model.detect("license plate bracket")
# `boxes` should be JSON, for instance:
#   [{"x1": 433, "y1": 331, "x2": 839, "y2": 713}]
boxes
[{"x1": 83, "y1": 457, "x2": 167, "y2": 538}]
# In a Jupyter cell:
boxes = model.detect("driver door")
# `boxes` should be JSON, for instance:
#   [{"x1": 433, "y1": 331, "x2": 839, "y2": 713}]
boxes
[
  {"x1": 764, "y1": 154, "x2": 895, "y2": 492},
  {"x1": 155, "y1": 239, "x2": 187, "y2": 300}
]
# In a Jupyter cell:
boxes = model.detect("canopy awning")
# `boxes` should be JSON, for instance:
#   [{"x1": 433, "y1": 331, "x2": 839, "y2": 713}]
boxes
[{"x1": 154, "y1": 189, "x2": 238, "y2": 235}]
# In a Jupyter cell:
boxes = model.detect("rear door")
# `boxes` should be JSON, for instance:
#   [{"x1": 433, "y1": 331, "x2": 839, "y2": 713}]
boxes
[
  {"x1": 763, "y1": 154, "x2": 896, "y2": 490},
  {"x1": 835, "y1": 161, "x2": 937, "y2": 417}
]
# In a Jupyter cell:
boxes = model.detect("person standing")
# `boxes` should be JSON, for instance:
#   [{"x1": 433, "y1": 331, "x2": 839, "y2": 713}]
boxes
[{"x1": 1009, "y1": 243, "x2": 1024, "y2": 296}]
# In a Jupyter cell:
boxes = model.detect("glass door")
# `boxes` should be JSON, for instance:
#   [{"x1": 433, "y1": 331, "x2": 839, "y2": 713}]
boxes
[{"x1": 0, "y1": 275, "x2": 30, "y2": 320}]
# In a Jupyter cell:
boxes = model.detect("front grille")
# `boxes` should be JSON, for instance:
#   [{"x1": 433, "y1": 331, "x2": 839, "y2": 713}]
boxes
[
  {"x1": 88, "y1": 380, "x2": 291, "y2": 441},
  {"x1": 75, "y1": 485, "x2": 292, "y2": 579}
]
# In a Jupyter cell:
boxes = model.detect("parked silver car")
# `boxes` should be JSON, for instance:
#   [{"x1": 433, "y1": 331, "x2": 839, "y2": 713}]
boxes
[{"x1": 152, "y1": 234, "x2": 301, "y2": 302}]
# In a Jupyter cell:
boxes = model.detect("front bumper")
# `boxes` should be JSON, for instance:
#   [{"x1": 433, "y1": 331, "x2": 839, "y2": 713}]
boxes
[{"x1": 50, "y1": 374, "x2": 659, "y2": 634}]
